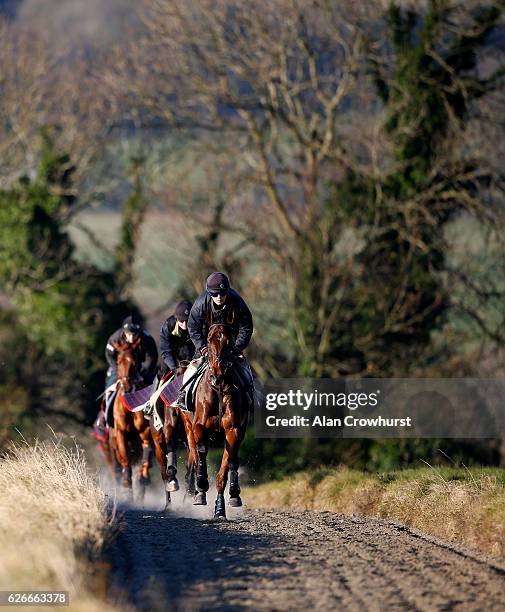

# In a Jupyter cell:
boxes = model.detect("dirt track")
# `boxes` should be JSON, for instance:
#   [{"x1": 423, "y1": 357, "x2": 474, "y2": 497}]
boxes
[{"x1": 109, "y1": 503, "x2": 505, "y2": 611}]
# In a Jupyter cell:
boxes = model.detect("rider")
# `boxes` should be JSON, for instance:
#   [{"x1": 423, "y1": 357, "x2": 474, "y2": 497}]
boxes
[
  {"x1": 143, "y1": 300, "x2": 195, "y2": 420},
  {"x1": 93, "y1": 314, "x2": 158, "y2": 436},
  {"x1": 159, "y1": 299, "x2": 195, "y2": 376},
  {"x1": 175, "y1": 271, "x2": 254, "y2": 409}
]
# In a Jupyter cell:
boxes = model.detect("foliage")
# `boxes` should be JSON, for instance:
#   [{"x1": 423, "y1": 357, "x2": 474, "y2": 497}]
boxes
[
  {"x1": 295, "y1": 0, "x2": 505, "y2": 376},
  {"x1": 0, "y1": 135, "x2": 138, "y2": 424}
]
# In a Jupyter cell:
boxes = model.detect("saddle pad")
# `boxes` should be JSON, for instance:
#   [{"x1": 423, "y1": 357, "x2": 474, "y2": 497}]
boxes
[
  {"x1": 121, "y1": 384, "x2": 154, "y2": 412},
  {"x1": 160, "y1": 375, "x2": 184, "y2": 406}
]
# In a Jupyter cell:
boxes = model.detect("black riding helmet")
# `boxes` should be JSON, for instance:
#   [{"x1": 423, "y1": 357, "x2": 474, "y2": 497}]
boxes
[
  {"x1": 122, "y1": 314, "x2": 142, "y2": 335},
  {"x1": 175, "y1": 300, "x2": 193, "y2": 322}
]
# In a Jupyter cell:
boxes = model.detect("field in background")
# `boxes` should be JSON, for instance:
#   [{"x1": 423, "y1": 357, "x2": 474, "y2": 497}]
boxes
[
  {"x1": 0, "y1": 438, "x2": 122, "y2": 612},
  {"x1": 69, "y1": 207, "x2": 503, "y2": 371},
  {"x1": 68, "y1": 210, "x2": 183, "y2": 323},
  {"x1": 244, "y1": 466, "x2": 505, "y2": 559}
]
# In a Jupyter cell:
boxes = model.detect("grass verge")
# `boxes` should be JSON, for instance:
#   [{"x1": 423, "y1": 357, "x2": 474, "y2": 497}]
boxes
[
  {"x1": 0, "y1": 437, "x2": 122, "y2": 611},
  {"x1": 245, "y1": 466, "x2": 505, "y2": 558}
]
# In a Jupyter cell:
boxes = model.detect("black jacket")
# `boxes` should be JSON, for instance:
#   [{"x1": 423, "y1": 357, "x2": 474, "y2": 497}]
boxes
[
  {"x1": 188, "y1": 288, "x2": 253, "y2": 354},
  {"x1": 105, "y1": 329, "x2": 158, "y2": 373},
  {"x1": 160, "y1": 315, "x2": 195, "y2": 371}
]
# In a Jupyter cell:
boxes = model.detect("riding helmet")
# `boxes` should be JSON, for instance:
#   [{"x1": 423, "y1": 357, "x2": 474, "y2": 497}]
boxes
[
  {"x1": 122, "y1": 314, "x2": 142, "y2": 333},
  {"x1": 206, "y1": 271, "x2": 230, "y2": 296},
  {"x1": 175, "y1": 300, "x2": 193, "y2": 322}
]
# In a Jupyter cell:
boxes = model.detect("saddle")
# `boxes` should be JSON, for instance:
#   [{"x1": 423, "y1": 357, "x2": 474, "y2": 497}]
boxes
[
  {"x1": 180, "y1": 358, "x2": 255, "y2": 413},
  {"x1": 180, "y1": 360, "x2": 208, "y2": 413}
]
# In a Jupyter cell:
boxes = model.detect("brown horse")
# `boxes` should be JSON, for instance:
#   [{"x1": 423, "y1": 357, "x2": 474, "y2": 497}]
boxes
[
  {"x1": 150, "y1": 367, "x2": 198, "y2": 511},
  {"x1": 187, "y1": 323, "x2": 249, "y2": 519},
  {"x1": 110, "y1": 340, "x2": 154, "y2": 499}
]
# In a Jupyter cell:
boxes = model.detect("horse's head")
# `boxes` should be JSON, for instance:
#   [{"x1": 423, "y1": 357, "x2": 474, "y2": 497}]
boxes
[
  {"x1": 115, "y1": 340, "x2": 140, "y2": 392},
  {"x1": 207, "y1": 324, "x2": 234, "y2": 387}
]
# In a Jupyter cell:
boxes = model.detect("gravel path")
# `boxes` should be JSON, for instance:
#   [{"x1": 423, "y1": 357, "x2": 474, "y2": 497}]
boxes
[{"x1": 109, "y1": 504, "x2": 505, "y2": 611}]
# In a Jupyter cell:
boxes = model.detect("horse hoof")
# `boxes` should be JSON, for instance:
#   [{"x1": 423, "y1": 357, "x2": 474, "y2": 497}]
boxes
[
  {"x1": 193, "y1": 492, "x2": 207, "y2": 506},
  {"x1": 167, "y1": 479, "x2": 179, "y2": 492},
  {"x1": 163, "y1": 504, "x2": 172, "y2": 512},
  {"x1": 214, "y1": 507, "x2": 227, "y2": 519},
  {"x1": 229, "y1": 496, "x2": 243, "y2": 507}
]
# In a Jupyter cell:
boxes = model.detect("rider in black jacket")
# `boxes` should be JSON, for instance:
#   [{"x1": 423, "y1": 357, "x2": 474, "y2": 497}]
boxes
[
  {"x1": 159, "y1": 300, "x2": 195, "y2": 374},
  {"x1": 142, "y1": 301, "x2": 195, "y2": 420},
  {"x1": 188, "y1": 273, "x2": 253, "y2": 357},
  {"x1": 175, "y1": 272, "x2": 254, "y2": 410},
  {"x1": 93, "y1": 314, "x2": 158, "y2": 438},
  {"x1": 105, "y1": 316, "x2": 158, "y2": 382}
]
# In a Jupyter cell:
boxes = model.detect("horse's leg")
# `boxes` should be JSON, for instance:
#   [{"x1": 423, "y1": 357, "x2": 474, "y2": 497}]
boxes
[
  {"x1": 185, "y1": 461, "x2": 196, "y2": 498},
  {"x1": 134, "y1": 412, "x2": 153, "y2": 491},
  {"x1": 164, "y1": 406, "x2": 179, "y2": 493},
  {"x1": 228, "y1": 454, "x2": 242, "y2": 507},
  {"x1": 151, "y1": 420, "x2": 171, "y2": 510},
  {"x1": 115, "y1": 426, "x2": 132, "y2": 490},
  {"x1": 215, "y1": 421, "x2": 240, "y2": 518},
  {"x1": 229, "y1": 413, "x2": 247, "y2": 507},
  {"x1": 109, "y1": 431, "x2": 122, "y2": 485},
  {"x1": 113, "y1": 397, "x2": 133, "y2": 491},
  {"x1": 192, "y1": 417, "x2": 209, "y2": 506},
  {"x1": 180, "y1": 410, "x2": 197, "y2": 499},
  {"x1": 180, "y1": 411, "x2": 198, "y2": 498}
]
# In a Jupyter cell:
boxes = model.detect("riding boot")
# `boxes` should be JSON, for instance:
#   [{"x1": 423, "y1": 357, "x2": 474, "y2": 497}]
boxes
[
  {"x1": 91, "y1": 410, "x2": 107, "y2": 442},
  {"x1": 104, "y1": 390, "x2": 115, "y2": 425},
  {"x1": 95, "y1": 410, "x2": 106, "y2": 431},
  {"x1": 143, "y1": 374, "x2": 160, "y2": 420},
  {"x1": 174, "y1": 388, "x2": 187, "y2": 411}
]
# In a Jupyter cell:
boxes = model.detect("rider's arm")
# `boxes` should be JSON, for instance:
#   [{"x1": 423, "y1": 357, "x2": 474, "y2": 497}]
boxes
[
  {"x1": 235, "y1": 298, "x2": 254, "y2": 353},
  {"x1": 188, "y1": 294, "x2": 207, "y2": 353},
  {"x1": 160, "y1": 320, "x2": 177, "y2": 371},
  {"x1": 105, "y1": 331, "x2": 119, "y2": 367}
]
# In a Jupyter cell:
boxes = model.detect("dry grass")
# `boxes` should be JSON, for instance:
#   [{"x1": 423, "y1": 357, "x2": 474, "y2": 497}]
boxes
[
  {"x1": 0, "y1": 437, "x2": 122, "y2": 612},
  {"x1": 245, "y1": 466, "x2": 505, "y2": 559}
]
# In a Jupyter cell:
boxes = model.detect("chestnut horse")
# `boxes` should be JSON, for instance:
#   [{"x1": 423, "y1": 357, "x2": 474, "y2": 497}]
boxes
[
  {"x1": 186, "y1": 323, "x2": 249, "y2": 519},
  {"x1": 110, "y1": 340, "x2": 154, "y2": 499}
]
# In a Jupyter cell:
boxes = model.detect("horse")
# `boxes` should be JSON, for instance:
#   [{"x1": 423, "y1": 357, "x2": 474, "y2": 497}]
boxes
[
  {"x1": 186, "y1": 323, "x2": 249, "y2": 519},
  {"x1": 110, "y1": 340, "x2": 154, "y2": 499},
  {"x1": 149, "y1": 365, "x2": 198, "y2": 511}
]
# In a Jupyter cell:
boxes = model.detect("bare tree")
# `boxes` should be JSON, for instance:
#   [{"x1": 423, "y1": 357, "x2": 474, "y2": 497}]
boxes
[
  {"x1": 0, "y1": 16, "x2": 122, "y2": 190},
  {"x1": 111, "y1": 0, "x2": 505, "y2": 376}
]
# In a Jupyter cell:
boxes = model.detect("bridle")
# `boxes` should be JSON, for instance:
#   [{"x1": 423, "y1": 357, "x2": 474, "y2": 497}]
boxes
[
  {"x1": 117, "y1": 349, "x2": 141, "y2": 392},
  {"x1": 207, "y1": 323, "x2": 235, "y2": 389},
  {"x1": 206, "y1": 323, "x2": 239, "y2": 434}
]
